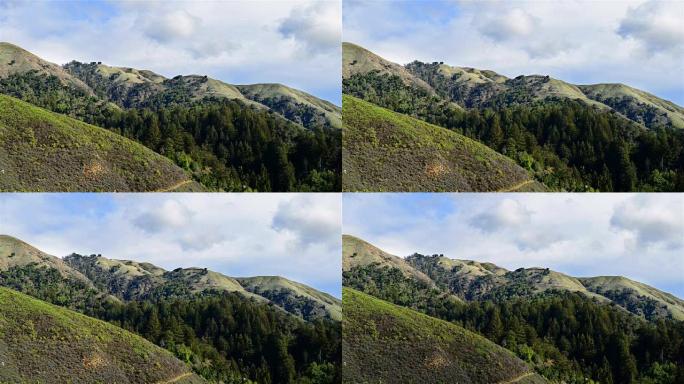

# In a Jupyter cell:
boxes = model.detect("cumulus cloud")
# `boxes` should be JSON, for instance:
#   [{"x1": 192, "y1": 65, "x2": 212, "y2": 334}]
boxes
[
  {"x1": 478, "y1": 8, "x2": 537, "y2": 41},
  {"x1": 610, "y1": 195, "x2": 684, "y2": 249},
  {"x1": 133, "y1": 200, "x2": 193, "y2": 234},
  {"x1": 470, "y1": 199, "x2": 531, "y2": 232},
  {"x1": 278, "y1": 2, "x2": 341, "y2": 53},
  {"x1": 272, "y1": 194, "x2": 341, "y2": 247},
  {"x1": 617, "y1": 0, "x2": 684, "y2": 55},
  {"x1": 140, "y1": 10, "x2": 199, "y2": 43}
]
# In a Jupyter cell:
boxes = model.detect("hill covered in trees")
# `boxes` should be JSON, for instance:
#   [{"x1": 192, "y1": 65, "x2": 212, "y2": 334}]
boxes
[
  {"x1": 0, "y1": 286, "x2": 204, "y2": 384},
  {"x1": 0, "y1": 235, "x2": 341, "y2": 383},
  {"x1": 0, "y1": 42, "x2": 341, "y2": 191},
  {"x1": 342, "y1": 95, "x2": 546, "y2": 191},
  {"x1": 342, "y1": 287, "x2": 547, "y2": 384},
  {"x1": 342, "y1": 42, "x2": 684, "y2": 192},
  {"x1": 342, "y1": 235, "x2": 684, "y2": 383}
]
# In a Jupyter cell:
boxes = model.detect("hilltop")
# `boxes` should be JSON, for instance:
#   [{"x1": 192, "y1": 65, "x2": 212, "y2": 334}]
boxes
[
  {"x1": 343, "y1": 235, "x2": 684, "y2": 321},
  {"x1": 343, "y1": 287, "x2": 547, "y2": 384},
  {"x1": 0, "y1": 94, "x2": 202, "y2": 192},
  {"x1": 0, "y1": 235, "x2": 340, "y2": 321},
  {"x1": 343, "y1": 42, "x2": 683, "y2": 130},
  {"x1": 0, "y1": 286, "x2": 203, "y2": 384},
  {"x1": 342, "y1": 95, "x2": 545, "y2": 191}
]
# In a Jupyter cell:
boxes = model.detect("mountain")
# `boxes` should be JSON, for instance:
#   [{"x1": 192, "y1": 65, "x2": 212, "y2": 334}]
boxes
[
  {"x1": 0, "y1": 42, "x2": 91, "y2": 94},
  {"x1": 342, "y1": 43, "x2": 684, "y2": 192},
  {"x1": 342, "y1": 95, "x2": 546, "y2": 191},
  {"x1": 61, "y1": 58, "x2": 341, "y2": 130},
  {"x1": 343, "y1": 42, "x2": 683, "y2": 130},
  {"x1": 343, "y1": 235, "x2": 684, "y2": 321},
  {"x1": 343, "y1": 287, "x2": 547, "y2": 384},
  {"x1": 0, "y1": 235, "x2": 340, "y2": 321},
  {"x1": 0, "y1": 286, "x2": 203, "y2": 384},
  {"x1": 0, "y1": 94, "x2": 203, "y2": 192}
]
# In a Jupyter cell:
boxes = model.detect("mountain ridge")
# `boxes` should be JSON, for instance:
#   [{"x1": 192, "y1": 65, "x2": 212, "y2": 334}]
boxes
[
  {"x1": 0, "y1": 235, "x2": 340, "y2": 321},
  {"x1": 343, "y1": 41, "x2": 683, "y2": 129},
  {"x1": 343, "y1": 235, "x2": 684, "y2": 321}
]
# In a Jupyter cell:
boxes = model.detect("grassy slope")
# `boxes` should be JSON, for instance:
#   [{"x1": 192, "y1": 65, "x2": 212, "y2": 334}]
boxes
[
  {"x1": 237, "y1": 276, "x2": 343, "y2": 321},
  {"x1": 580, "y1": 276, "x2": 684, "y2": 321},
  {"x1": 0, "y1": 287, "x2": 203, "y2": 384},
  {"x1": 342, "y1": 287, "x2": 547, "y2": 384},
  {"x1": 342, "y1": 95, "x2": 543, "y2": 192},
  {"x1": 0, "y1": 42, "x2": 91, "y2": 94},
  {"x1": 0, "y1": 94, "x2": 202, "y2": 192},
  {"x1": 237, "y1": 83, "x2": 342, "y2": 129},
  {"x1": 0, "y1": 235, "x2": 92, "y2": 285},
  {"x1": 342, "y1": 234, "x2": 436, "y2": 287}
]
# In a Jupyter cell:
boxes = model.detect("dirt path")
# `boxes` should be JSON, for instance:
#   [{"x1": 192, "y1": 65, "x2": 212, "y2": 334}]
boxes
[
  {"x1": 155, "y1": 372, "x2": 194, "y2": 384},
  {"x1": 496, "y1": 372, "x2": 535, "y2": 384},
  {"x1": 497, "y1": 179, "x2": 534, "y2": 192},
  {"x1": 155, "y1": 179, "x2": 193, "y2": 192}
]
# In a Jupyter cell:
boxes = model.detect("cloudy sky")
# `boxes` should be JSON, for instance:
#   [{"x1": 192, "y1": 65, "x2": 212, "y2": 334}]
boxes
[
  {"x1": 0, "y1": 0, "x2": 341, "y2": 104},
  {"x1": 344, "y1": 0, "x2": 684, "y2": 106},
  {"x1": 344, "y1": 193, "x2": 684, "y2": 299},
  {"x1": 0, "y1": 193, "x2": 342, "y2": 297}
]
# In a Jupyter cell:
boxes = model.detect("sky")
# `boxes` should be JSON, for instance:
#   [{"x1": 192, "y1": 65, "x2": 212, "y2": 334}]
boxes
[
  {"x1": 344, "y1": 0, "x2": 684, "y2": 106},
  {"x1": 0, "y1": 0, "x2": 342, "y2": 104},
  {"x1": 343, "y1": 193, "x2": 684, "y2": 299},
  {"x1": 0, "y1": 193, "x2": 342, "y2": 297}
]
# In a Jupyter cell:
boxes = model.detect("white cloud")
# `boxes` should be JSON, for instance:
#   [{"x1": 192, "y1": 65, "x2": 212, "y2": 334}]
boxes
[
  {"x1": 133, "y1": 200, "x2": 193, "y2": 233},
  {"x1": 140, "y1": 10, "x2": 199, "y2": 43},
  {"x1": 618, "y1": 0, "x2": 684, "y2": 54},
  {"x1": 610, "y1": 194, "x2": 684, "y2": 249},
  {"x1": 279, "y1": 1, "x2": 341, "y2": 53},
  {"x1": 272, "y1": 194, "x2": 341, "y2": 248},
  {"x1": 470, "y1": 198, "x2": 531, "y2": 233},
  {"x1": 478, "y1": 8, "x2": 537, "y2": 41}
]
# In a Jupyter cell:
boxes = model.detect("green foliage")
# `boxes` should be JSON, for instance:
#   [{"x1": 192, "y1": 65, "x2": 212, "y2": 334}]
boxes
[
  {"x1": 344, "y1": 264, "x2": 684, "y2": 384},
  {"x1": 344, "y1": 71, "x2": 684, "y2": 191}
]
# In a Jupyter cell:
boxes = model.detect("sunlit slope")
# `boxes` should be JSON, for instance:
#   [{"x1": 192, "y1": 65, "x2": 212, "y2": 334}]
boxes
[
  {"x1": 0, "y1": 287, "x2": 204, "y2": 384},
  {"x1": 342, "y1": 287, "x2": 547, "y2": 384},
  {"x1": 342, "y1": 95, "x2": 545, "y2": 191},
  {"x1": 0, "y1": 94, "x2": 202, "y2": 191}
]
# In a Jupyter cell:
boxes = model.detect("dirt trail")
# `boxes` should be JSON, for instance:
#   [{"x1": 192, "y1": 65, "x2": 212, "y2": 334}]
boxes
[
  {"x1": 155, "y1": 179, "x2": 193, "y2": 192},
  {"x1": 496, "y1": 371, "x2": 535, "y2": 384},
  {"x1": 497, "y1": 179, "x2": 534, "y2": 192},
  {"x1": 155, "y1": 372, "x2": 194, "y2": 384}
]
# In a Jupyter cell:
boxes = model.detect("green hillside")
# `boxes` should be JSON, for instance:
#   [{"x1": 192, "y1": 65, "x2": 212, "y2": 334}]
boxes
[
  {"x1": 342, "y1": 287, "x2": 546, "y2": 384},
  {"x1": 0, "y1": 94, "x2": 201, "y2": 192},
  {"x1": 0, "y1": 286, "x2": 203, "y2": 384},
  {"x1": 342, "y1": 43, "x2": 684, "y2": 192},
  {"x1": 342, "y1": 95, "x2": 545, "y2": 191}
]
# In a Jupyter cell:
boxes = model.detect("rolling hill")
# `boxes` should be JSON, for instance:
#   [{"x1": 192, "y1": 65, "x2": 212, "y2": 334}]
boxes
[
  {"x1": 0, "y1": 286, "x2": 203, "y2": 384},
  {"x1": 343, "y1": 42, "x2": 683, "y2": 130},
  {"x1": 342, "y1": 95, "x2": 546, "y2": 191},
  {"x1": 343, "y1": 235, "x2": 684, "y2": 321},
  {"x1": 342, "y1": 287, "x2": 547, "y2": 384},
  {"x1": 0, "y1": 93, "x2": 203, "y2": 192},
  {"x1": 0, "y1": 235, "x2": 340, "y2": 321}
]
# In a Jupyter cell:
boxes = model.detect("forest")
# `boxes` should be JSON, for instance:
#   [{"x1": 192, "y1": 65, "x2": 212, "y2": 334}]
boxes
[
  {"x1": 0, "y1": 264, "x2": 341, "y2": 384},
  {"x1": 0, "y1": 71, "x2": 341, "y2": 191},
  {"x1": 343, "y1": 71, "x2": 684, "y2": 192},
  {"x1": 344, "y1": 264, "x2": 684, "y2": 384}
]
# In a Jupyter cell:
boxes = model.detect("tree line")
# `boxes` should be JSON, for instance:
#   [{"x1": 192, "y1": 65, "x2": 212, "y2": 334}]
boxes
[
  {"x1": 344, "y1": 264, "x2": 684, "y2": 384},
  {"x1": 344, "y1": 71, "x2": 684, "y2": 192}
]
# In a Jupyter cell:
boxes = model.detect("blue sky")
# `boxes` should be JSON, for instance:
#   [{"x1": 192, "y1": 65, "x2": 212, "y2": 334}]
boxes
[
  {"x1": 344, "y1": 0, "x2": 684, "y2": 106},
  {"x1": 0, "y1": 0, "x2": 341, "y2": 104},
  {"x1": 344, "y1": 193, "x2": 684, "y2": 299},
  {"x1": 0, "y1": 193, "x2": 342, "y2": 297}
]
